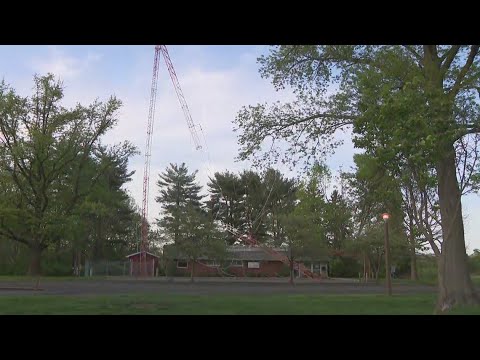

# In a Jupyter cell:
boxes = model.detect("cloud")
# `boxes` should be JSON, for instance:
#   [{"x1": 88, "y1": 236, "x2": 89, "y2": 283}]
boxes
[{"x1": 29, "y1": 46, "x2": 102, "y2": 80}]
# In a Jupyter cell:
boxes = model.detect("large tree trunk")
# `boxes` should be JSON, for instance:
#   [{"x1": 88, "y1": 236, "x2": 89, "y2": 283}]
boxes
[
  {"x1": 409, "y1": 218, "x2": 419, "y2": 281},
  {"x1": 28, "y1": 245, "x2": 42, "y2": 276},
  {"x1": 436, "y1": 149, "x2": 478, "y2": 312}
]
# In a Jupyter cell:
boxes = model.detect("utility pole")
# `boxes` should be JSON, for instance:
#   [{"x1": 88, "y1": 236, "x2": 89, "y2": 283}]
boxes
[{"x1": 382, "y1": 213, "x2": 392, "y2": 296}]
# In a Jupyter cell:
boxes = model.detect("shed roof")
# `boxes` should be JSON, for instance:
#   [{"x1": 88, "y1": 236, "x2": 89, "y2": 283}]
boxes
[{"x1": 126, "y1": 251, "x2": 160, "y2": 259}]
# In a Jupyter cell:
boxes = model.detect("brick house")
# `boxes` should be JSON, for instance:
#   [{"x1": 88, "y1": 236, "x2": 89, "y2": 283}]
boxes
[{"x1": 163, "y1": 245, "x2": 329, "y2": 278}]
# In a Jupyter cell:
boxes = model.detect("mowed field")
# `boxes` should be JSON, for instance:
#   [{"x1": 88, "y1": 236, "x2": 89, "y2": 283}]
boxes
[{"x1": 0, "y1": 276, "x2": 479, "y2": 315}]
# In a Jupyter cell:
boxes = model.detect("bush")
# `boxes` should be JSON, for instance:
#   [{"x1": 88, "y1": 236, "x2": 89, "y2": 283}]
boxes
[
  {"x1": 416, "y1": 255, "x2": 437, "y2": 282},
  {"x1": 156, "y1": 265, "x2": 165, "y2": 276},
  {"x1": 222, "y1": 267, "x2": 237, "y2": 276},
  {"x1": 468, "y1": 255, "x2": 480, "y2": 275},
  {"x1": 165, "y1": 260, "x2": 178, "y2": 277},
  {"x1": 277, "y1": 265, "x2": 291, "y2": 277},
  {"x1": 329, "y1": 256, "x2": 361, "y2": 278},
  {"x1": 42, "y1": 252, "x2": 73, "y2": 276},
  {"x1": 391, "y1": 255, "x2": 411, "y2": 278}
]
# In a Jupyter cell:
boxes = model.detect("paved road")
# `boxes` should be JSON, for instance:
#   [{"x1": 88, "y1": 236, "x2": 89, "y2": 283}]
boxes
[{"x1": 0, "y1": 277, "x2": 436, "y2": 296}]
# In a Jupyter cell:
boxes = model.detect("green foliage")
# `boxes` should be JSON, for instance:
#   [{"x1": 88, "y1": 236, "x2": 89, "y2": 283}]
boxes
[
  {"x1": 280, "y1": 212, "x2": 327, "y2": 262},
  {"x1": 416, "y1": 255, "x2": 438, "y2": 283},
  {"x1": 156, "y1": 163, "x2": 204, "y2": 244},
  {"x1": 207, "y1": 171, "x2": 245, "y2": 243},
  {"x1": 262, "y1": 168, "x2": 297, "y2": 245},
  {"x1": 206, "y1": 168, "x2": 297, "y2": 245},
  {"x1": 42, "y1": 251, "x2": 73, "y2": 276},
  {"x1": 469, "y1": 250, "x2": 480, "y2": 275},
  {"x1": 292, "y1": 162, "x2": 353, "y2": 251},
  {"x1": 232, "y1": 46, "x2": 480, "y2": 272},
  {"x1": 277, "y1": 264, "x2": 291, "y2": 277},
  {"x1": 323, "y1": 190, "x2": 353, "y2": 250},
  {"x1": 0, "y1": 74, "x2": 134, "y2": 275},
  {"x1": 176, "y1": 204, "x2": 227, "y2": 263},
  {"x1": 329, "y1": 256, "x2": 361, "y2": 278},
  {"x1": 0, "y1": 237, "x2": 29, "y2": 275},
  {"x1": 165, "y1": 260, "x2": 178, "y2": 277},
  {"x1": 72, "y1": 143, "x2": 140, "y2": 261}
]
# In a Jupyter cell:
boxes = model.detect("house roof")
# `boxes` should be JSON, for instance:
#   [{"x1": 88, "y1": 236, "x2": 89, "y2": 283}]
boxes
[
  {"x1": 126, "y1": 251, "x2": 160, "y2": 259},
  {"x1": 163, "y1": 245, "x2": 329, "y2": 262}
]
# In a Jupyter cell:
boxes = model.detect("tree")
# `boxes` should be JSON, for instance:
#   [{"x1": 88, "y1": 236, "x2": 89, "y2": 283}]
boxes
[
  {"x1": 400, "y1": 165, "x2": 441, "y2": 280},
  {"x1": 240, "y1": 170, "x2": 269, "y2": 239},
  {"x1": 0, "y1": 74, "x2": 124, "y2": 275},
  {"x1": 262, "y1": 168, "x2": 297, "y2": 246},
  {"x1": 72, "y1": 142, "x2": 139, "y2": 264},
  {"x1": 155, "y1": 163, "x2": 203, "y2": 244},
  {"x1": 280, "y1": 213, "x2": 326, "y2": 284},
  {"x1": 176, "y1": 204, "x2": 226, "y2": 282},
  {"x1": 207, "y1": 168, "x2": 297, "y2": 246},
  {"x1": 294, "y1": 162, "x2": 330, "y2": 227},
  {"x1": 234, "y1": 45, "x2": 480, "y2": 311},
  {"x1": 323, "y1": 189, "x2": 353, "y2": 250},
  {"x1": 343, "y1": 153, "x2": 414, "y2": 278},
  {"x1": 206, "y1": 171, "x2": 245, "y2": 244}
]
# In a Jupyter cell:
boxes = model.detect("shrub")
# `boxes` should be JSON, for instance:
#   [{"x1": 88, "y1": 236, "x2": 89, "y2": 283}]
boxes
[
  {"x1": 277, "y1": 265, "x2": 291, "y2": 277},
  {"x1": 165, "y1": 260, "x2": 178, "y2": 277},
  {"x1": 468, "y1": 254, "x2": 480, "y2": 275},
  {"x1": 329, "y1": 256, "x2": 361, "y2": 278}
]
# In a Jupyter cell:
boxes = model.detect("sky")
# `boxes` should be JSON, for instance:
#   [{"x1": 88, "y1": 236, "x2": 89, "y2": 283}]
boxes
[{"x1": 0, "y1": 45, "x2": 479, "y2": 253}]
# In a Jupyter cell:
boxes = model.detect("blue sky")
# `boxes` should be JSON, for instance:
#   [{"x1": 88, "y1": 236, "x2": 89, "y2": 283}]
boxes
[{"x1": 0, "y1": 45, "x2": 479, "y2": 253}]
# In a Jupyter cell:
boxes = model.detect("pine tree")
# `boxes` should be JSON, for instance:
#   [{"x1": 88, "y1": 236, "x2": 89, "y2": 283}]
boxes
[
  {"x1": 206, "y1": 171, "x2": 245, "y2": 244},
  {"x1": 155, "y1": 163, "x2": 203, "y2": 243}
]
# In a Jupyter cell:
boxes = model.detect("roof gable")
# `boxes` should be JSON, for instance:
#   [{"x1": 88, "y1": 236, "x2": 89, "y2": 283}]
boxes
[{"x1": 126, "y1": 251, "x2": 160, "y2": 259}]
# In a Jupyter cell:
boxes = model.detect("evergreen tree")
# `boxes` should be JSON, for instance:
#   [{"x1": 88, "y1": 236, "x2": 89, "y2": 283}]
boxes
[
  {"x1": 155, "y1": 163, "x2": 203, "y2": 243},
  {"x1": 206, "y1": 171, "x2": 245, "y2": 244}
]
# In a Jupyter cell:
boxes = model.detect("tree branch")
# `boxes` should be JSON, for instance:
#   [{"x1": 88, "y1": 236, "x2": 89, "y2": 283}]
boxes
[
  {"x1": 0, "y1": 219, "x2": 30, "y2": 246},
  {"x1": 440, "y1": 45, "x2": 461, "y2": 71},
  {"x1": 403, "y1": 45, "x2": 423, "y2": 63},
  {"x1": 274, "y1": 112, "x2": 356, "y2": 132},
  {"x1": 449, "y1": 45, "x2": 480, "y2": 97}
]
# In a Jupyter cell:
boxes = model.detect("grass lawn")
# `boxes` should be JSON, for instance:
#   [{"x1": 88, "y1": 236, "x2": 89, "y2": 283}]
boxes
[
  {"x1": 382, "y1": 274, "x2": 480, "y2": 287},
  {"x1": 1, "y1": 293, "x2": 479, "y2": 315}
]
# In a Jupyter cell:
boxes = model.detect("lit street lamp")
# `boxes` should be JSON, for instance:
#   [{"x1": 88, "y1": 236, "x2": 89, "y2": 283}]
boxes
[{"x1": 382, "y1": 213, "x2": 392, "y2": 296}]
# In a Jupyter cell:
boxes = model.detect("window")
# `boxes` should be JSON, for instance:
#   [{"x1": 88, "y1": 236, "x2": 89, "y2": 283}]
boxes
[
  {"x1": 230, "y1": 260, "x2": 243, "y2": 267},
  {"x1": 177, "y1": 261, "x2": 188, "y2": 268},
  {"x1": 247, "y1": 261, "x2": 260, "y2": 269},
  {"x1": 205, "y1": 260, "x2": 219, "y2": 267}
]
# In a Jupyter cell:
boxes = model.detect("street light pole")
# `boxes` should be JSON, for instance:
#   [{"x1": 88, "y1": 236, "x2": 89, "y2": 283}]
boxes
[{"x1": 382, "y1": 213, "x2": 392, "y2": 296}]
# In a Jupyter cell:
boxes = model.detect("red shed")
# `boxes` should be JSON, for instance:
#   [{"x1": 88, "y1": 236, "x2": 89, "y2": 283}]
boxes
[{"x1": 126, "y1": 251, "x2": 160, "y2": 277}]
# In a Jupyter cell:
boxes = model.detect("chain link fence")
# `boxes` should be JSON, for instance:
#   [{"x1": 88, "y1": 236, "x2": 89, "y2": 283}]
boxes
[
  {"x1": 83, "y1": 260, "x2": 129, "y2": 276},
  {"x1": 83, "y1": 259, "x2": 159, "y2": 277}
]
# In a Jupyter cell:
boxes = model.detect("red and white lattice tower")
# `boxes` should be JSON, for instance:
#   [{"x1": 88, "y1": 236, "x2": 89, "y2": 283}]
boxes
[{"x1": 140, "y1": 45, "x2": 203, "y2": 276}]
